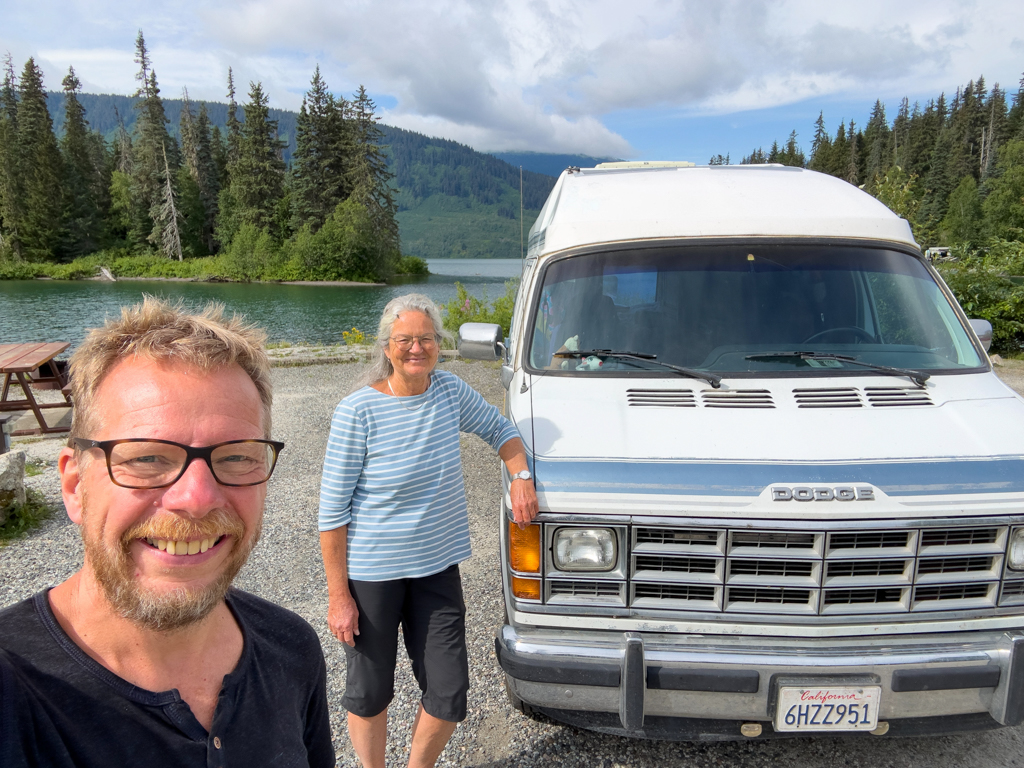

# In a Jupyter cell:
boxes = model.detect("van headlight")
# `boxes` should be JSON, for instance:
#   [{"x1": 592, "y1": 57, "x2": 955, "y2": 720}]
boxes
[
  {"x1": 1008, "y1": 529, "x2": 1024, "y2": 570},
  {"x1": 553, "y1": 528, "x2": 617, "y2": 571}
]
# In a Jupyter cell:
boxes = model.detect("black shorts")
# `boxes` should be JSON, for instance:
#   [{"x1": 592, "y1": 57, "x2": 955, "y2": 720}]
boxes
[{"x1": 341, "y1": 564, "x2": 469, "y2": 721}]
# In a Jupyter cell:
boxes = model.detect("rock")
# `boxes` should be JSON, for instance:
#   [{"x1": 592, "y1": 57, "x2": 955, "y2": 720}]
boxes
[
  {"x1": 991, "y1": 354, "x2": 1004, "y2": 366},
  {"x1": 0, "y1": 449, "x2": 27, "y2": 524}
]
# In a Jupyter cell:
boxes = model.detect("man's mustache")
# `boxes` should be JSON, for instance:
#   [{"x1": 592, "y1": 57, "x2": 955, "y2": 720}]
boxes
[{"x1": 122, "y1": 508, "x2": 246, "y2": 547}]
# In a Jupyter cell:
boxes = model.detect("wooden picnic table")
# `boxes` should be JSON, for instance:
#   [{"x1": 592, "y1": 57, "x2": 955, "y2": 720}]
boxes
[{"x1": 0, "y1": 342, "x2": 72, "y2": 436}]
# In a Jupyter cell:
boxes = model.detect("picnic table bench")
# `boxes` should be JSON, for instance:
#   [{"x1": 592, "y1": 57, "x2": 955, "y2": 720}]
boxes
[{"x1": 0, "y1": 342, "x2": 72, "y2": 436}]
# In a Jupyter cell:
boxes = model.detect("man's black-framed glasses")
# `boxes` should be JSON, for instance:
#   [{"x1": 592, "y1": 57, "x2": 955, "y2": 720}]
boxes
[{"x1": 69, "y1": 438, "x2": 285, "y2": 489}]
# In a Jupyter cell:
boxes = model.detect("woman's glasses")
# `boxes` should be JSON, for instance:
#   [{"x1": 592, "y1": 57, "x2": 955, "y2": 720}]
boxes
[
  {"x1": 69, "y1": 438, "x2": 285, "y2": 489},
  {"x1": 389, "y1": 335, "x2": 439, "y2": 351}
]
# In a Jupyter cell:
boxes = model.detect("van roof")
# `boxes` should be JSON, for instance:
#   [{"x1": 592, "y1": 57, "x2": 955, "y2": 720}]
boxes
[{"x1": 528, "y1": 164, "x2": 918, "y2": 257}]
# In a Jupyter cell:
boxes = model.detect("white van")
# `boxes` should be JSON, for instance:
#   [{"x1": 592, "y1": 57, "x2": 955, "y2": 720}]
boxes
[{"x1": 459, "y1": 163, "x2": 1024, "y2": 741}]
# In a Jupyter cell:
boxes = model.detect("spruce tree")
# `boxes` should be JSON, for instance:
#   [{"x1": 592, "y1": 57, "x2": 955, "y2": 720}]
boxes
[
  {"x1": 60, "y1": 66, "x2": 105, "y2": 256},
  {"x1": 845, "y1": 121, "x2": 860, "y2": 185},
  {"x1": 348, "y1": 85, "x2": 399, "y2": 267},
  {"x1": 225, "y1": 68, "x2": 241, "y2": 165},
  {"x1": 291, "y1": 66, "x2": 351, "y2": 231},
  {"x1": 16, "y1": 58, "x2": 64, "y2": 261},
  {"x1": 0, "y1": 55, "x2": 22, "y2": 258},
  {"x1": 221, "y1": 80, "x2": 285, "y2": 240},
  {"x1": 130, "y1": 31, "x2": 177, "y2": 248},
  {"x1": 808, "y1": 112, "x2": 831, "y2": 172},
  {"x1": 179, "y1": 90, "x2": 219, "y2": 252},
  {"x1": 862, "y1": 100, "x2": 889, "y2": 187}
]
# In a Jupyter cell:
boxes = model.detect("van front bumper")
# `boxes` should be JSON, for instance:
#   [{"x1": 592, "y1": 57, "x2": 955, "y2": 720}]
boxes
[{"x1": 495, "y1": 624, "x2": 1024, "y2": 740}]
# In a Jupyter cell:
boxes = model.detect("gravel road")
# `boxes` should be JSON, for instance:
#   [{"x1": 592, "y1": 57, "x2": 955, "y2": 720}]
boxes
[{"x1": 4, "y1": 358, "x2": 1024, "y2": 768}]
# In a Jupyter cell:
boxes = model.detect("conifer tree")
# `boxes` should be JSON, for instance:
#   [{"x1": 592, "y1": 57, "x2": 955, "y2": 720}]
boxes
[
  {"x1": 808, "y1": 112, "x2": 831, "y2": 172},
  {"x1": 130, "y1": 31, "x2": 177, "y2": 248},
  {"x1": 829, "y1": 121, "x2": 848, "y2": 177},
  {"x1": 155, "y1": 143, "x2": 183, "y2": 260},
  {"x1": 845, "y1": 121, "x2": 860, "y2": 185},
  {"x1": 0, "y1": 55, "x2": 22, "y2": 258},
  {"x1": 221, "y1": 80, "x2": 285, "y2": 240},
  {"x1": 862, "y1": 100, "x2": 889, "y2": 187},
  {"x1": 179, "y1": 90, "x2": 219, "y2": 252},
  {"x1": 16, "y1": 58, "x2": 64, "y2": 261},
  {"x1": 347, "y1": 85, "x2": 399, "y2": 262},
  {"x1": 291, "y1": 66, "x2": 351, "y2": 231},
  {"x1": 60, "y1": 66, "x2": 105, "y2": 256},
  {"x1": 225, "y1": 68, "x2": 241, "y2": 165}
]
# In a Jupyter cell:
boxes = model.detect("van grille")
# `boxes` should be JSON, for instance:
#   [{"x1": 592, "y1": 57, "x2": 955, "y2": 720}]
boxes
[{"x1": 617, "y1": 523, "x2": 1012, "y2": 617}]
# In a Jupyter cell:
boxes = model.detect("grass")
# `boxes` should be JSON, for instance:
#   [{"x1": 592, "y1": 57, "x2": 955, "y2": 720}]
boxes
[
  {"x1": 23, "y1": 459, "x2": 47, "y2": 477},
  {"x1": 0, "y1": 489, "x2": 53, "y2": 544}
]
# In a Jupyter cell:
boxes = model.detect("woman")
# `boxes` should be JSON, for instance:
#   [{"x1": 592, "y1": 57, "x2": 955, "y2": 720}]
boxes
[{"x1": 318, "y1": 294, "x2": 538, "y2": 768}]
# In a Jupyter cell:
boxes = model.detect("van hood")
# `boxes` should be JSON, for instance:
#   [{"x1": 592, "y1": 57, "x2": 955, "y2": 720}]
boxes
[{"x1": 520, "y1": 372, "x2": 1024, "y2": 500}]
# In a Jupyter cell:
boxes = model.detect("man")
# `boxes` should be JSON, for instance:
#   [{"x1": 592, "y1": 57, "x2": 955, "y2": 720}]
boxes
[{"x1": 0, "y1": 298, "x2": 334, "y2": 767}]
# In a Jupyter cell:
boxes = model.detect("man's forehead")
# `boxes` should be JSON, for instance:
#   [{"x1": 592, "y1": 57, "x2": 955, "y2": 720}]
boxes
[{"x1": 93, "y1": 358, "x2": 262, "y2": 429}]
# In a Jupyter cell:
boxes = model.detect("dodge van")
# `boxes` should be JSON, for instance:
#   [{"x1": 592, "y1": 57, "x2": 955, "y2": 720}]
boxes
[{"x1": 459, "y1": 163, "x2": 1024, "y2": 740}]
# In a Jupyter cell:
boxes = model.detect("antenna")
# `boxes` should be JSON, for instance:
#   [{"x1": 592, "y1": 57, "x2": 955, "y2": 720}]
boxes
[{"x1": 520, "y1": 165, "x2": 525, "y2": 275}]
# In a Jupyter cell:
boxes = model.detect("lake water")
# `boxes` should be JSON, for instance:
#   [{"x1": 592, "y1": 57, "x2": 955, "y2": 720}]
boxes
[{"x1": 0, "y1": 259, "x2": 525, "y2": 348}]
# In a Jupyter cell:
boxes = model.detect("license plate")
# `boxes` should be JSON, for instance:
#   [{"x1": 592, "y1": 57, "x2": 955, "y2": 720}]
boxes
[{"x1": 775, "y1": 685, "x2": 881, "y2": 732}]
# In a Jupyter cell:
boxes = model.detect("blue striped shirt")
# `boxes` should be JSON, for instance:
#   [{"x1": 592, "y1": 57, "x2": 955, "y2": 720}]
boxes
[{"x1": 318, "y1": 369, "x2": 521, "y2": 581}]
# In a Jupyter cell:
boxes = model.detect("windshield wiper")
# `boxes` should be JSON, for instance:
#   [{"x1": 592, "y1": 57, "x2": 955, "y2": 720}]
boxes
[
  {"x1": 745, "y1": 351, "x2": 930, "y2": 388},
  {"x1": 553, "y1": 348, "x2": 723, "y2": 388}
]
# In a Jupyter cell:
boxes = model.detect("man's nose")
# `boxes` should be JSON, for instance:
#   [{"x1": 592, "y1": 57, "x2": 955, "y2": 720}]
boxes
[{"x1": 160, "y1": 457, "x2": 228, "y2": 517}]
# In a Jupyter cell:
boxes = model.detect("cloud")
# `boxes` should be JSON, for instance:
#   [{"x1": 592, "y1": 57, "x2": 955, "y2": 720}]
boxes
[{"x1": 5, "y1": 0, "x2": 1024, "y2": 156}]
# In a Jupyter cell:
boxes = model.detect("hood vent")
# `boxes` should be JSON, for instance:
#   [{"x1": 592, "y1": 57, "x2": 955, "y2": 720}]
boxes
[
  {"x1": 794, "y1": 387, "x2": 863, "y2": 408},
  {"x1": 865, "y1": 387, "x2": 934, "y2": 407},
  {"x1": 701, "y1": 389, "x2": 774, "y2": 409},
  {"x1": 627, "y1": 388, "x2": 696, "y2": 407}
]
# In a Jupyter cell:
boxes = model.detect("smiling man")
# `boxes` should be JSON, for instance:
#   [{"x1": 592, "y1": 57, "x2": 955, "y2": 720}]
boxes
[{"x1": 0, "y1": 298, "x2": 334, "y2": 768}]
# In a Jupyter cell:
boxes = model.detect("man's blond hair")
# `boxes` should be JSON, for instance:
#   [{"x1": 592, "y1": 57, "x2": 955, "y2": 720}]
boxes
[{"x1": 69, "y1": 296, "x2": 273, "y2": 439}]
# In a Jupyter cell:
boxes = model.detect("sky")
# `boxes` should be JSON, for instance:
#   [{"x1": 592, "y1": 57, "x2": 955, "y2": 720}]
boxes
[{"x1": 2, "y1": 0, "x2": 1023, "y2": 164}]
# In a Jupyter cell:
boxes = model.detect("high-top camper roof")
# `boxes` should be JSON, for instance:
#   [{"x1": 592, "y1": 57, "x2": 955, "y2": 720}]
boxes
[{"x1": 528, "y1": 164, "x2": 917, "y2": 257}]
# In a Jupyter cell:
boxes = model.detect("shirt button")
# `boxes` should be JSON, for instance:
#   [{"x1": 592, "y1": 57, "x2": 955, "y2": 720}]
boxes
[{"x1": 213, "y1": 736, "x2": 222, "y2": 749}]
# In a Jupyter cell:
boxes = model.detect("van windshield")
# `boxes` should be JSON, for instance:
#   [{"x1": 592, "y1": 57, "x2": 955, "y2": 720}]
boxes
[{"x1": 526, "y1": 244, "x2": 984, "y2": 376}]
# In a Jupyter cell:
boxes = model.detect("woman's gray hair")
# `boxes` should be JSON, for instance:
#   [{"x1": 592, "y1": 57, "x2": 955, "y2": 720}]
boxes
[{"x1": 355, "y1": 293, "x2": 454, "y2": 389}]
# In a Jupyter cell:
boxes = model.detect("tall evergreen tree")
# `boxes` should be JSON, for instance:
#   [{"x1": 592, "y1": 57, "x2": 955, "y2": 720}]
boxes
[
  {"x1": 845, "y1": 121, "x2": 860, "y2": 185},
  {"x1": 862, "y1": 100, "x2": 889, "y2": 187},
  {"x1": 130, "y1": 31, "x2": 177, "y2": 248},
  {"x1": 0, "y1": 55, "x2": 22, "y2": 258},
  {"x1": 225, "y1": 68, "x2": 241, "y2": 166},
  {"x1": 16, "y1": 58, "x2": 64, "y2": 261},
  {"x1": 220, "y1": 80, "x2": 285, "y2": 241},
  {"x1": 60, "y1": 66, "x2": 105, "y2": 256},
  {"x1": 179, "y1": 90, "x2": 219, "y2": 252},
  {"x1": 291, "y1": 66, "x2": 351, "y2": 231},
  {"x1": 347, "y1": 85, "x2": 399, "y2": 261},
  {"x1": 808, "y1": 112, "x2": 831, "y2": 172}
]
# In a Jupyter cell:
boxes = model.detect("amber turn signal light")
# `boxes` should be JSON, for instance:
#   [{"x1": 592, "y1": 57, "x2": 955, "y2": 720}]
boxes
[
  {"x1": 511, "y1": 576, "x2": 541, "y2": 600},
  {"x1": 509, "y1": 522, "x2": 541, "y2": 573}
]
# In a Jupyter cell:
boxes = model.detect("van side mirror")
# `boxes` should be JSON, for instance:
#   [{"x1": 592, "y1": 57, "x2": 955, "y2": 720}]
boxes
[
  {"x1": 969, "y1": 319, "x2": 993, "y2": 352},
  {"x1": 459, "y1": 323, "x2": 505, "y2": 361}
]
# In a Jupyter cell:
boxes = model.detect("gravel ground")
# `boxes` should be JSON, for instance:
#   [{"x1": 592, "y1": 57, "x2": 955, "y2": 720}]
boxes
[{"x1": 3, "y1": 359, "x2": 1024, "y2": 768}]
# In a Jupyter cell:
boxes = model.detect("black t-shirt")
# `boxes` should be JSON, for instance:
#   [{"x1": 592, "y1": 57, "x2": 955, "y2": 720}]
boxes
[{"x1": 0, "y1": 588, "x2": 335, "y2": 768}]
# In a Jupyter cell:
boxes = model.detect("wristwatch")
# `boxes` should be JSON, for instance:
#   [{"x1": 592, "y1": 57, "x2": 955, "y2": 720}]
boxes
[{"x1": 510, "y1": 469, "x2": 532, "y2": 482}]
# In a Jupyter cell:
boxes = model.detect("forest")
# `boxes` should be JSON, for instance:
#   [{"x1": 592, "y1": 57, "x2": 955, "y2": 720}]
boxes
[
  {"x1": 0, "y1": 32, "x2": 409, "y2": 282},
  {"x1": 718, "y1": 74, "x2": 1024, "y2": 355}
]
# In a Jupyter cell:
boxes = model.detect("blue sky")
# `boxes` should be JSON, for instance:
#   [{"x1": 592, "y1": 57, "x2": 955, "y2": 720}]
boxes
[{"x1": 3, "y1": 0, "x2": 1023, "y2": 163}]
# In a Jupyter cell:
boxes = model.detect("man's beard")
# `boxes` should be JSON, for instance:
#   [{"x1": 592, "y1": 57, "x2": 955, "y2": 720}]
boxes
[{"x1": 83, "y1": 497, "x2": 261, "y2": 632}]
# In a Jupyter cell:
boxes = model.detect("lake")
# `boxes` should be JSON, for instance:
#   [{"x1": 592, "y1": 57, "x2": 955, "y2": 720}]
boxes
[{"x1": 0, "y1": 259, "x2": 525, "y2": 348}]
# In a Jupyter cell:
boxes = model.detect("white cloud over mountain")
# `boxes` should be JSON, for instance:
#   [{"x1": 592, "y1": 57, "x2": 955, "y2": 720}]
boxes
[{"x1": 5, "y1": 0, "x2": 1022, "y2": 157}]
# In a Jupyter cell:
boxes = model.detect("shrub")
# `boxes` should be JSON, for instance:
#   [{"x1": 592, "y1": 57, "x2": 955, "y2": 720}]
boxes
[
  {"x1": 937, "y1": 248, "x2": 1024, "y2": 355},
  {"x1": 394, "y1": 255, "x2": 429, "y2": 275},
  {"x1": 442, "y1": 278, "x2": 519, "y2": 339}
]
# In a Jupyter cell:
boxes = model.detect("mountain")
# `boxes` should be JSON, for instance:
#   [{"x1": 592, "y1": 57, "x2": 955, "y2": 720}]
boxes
[
  {"x1": 489, "y1": 151, "x2": 622, "y2": 178},
  {"x1": 45, "y1": 92, "x2": 555, "y2": 258}
]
